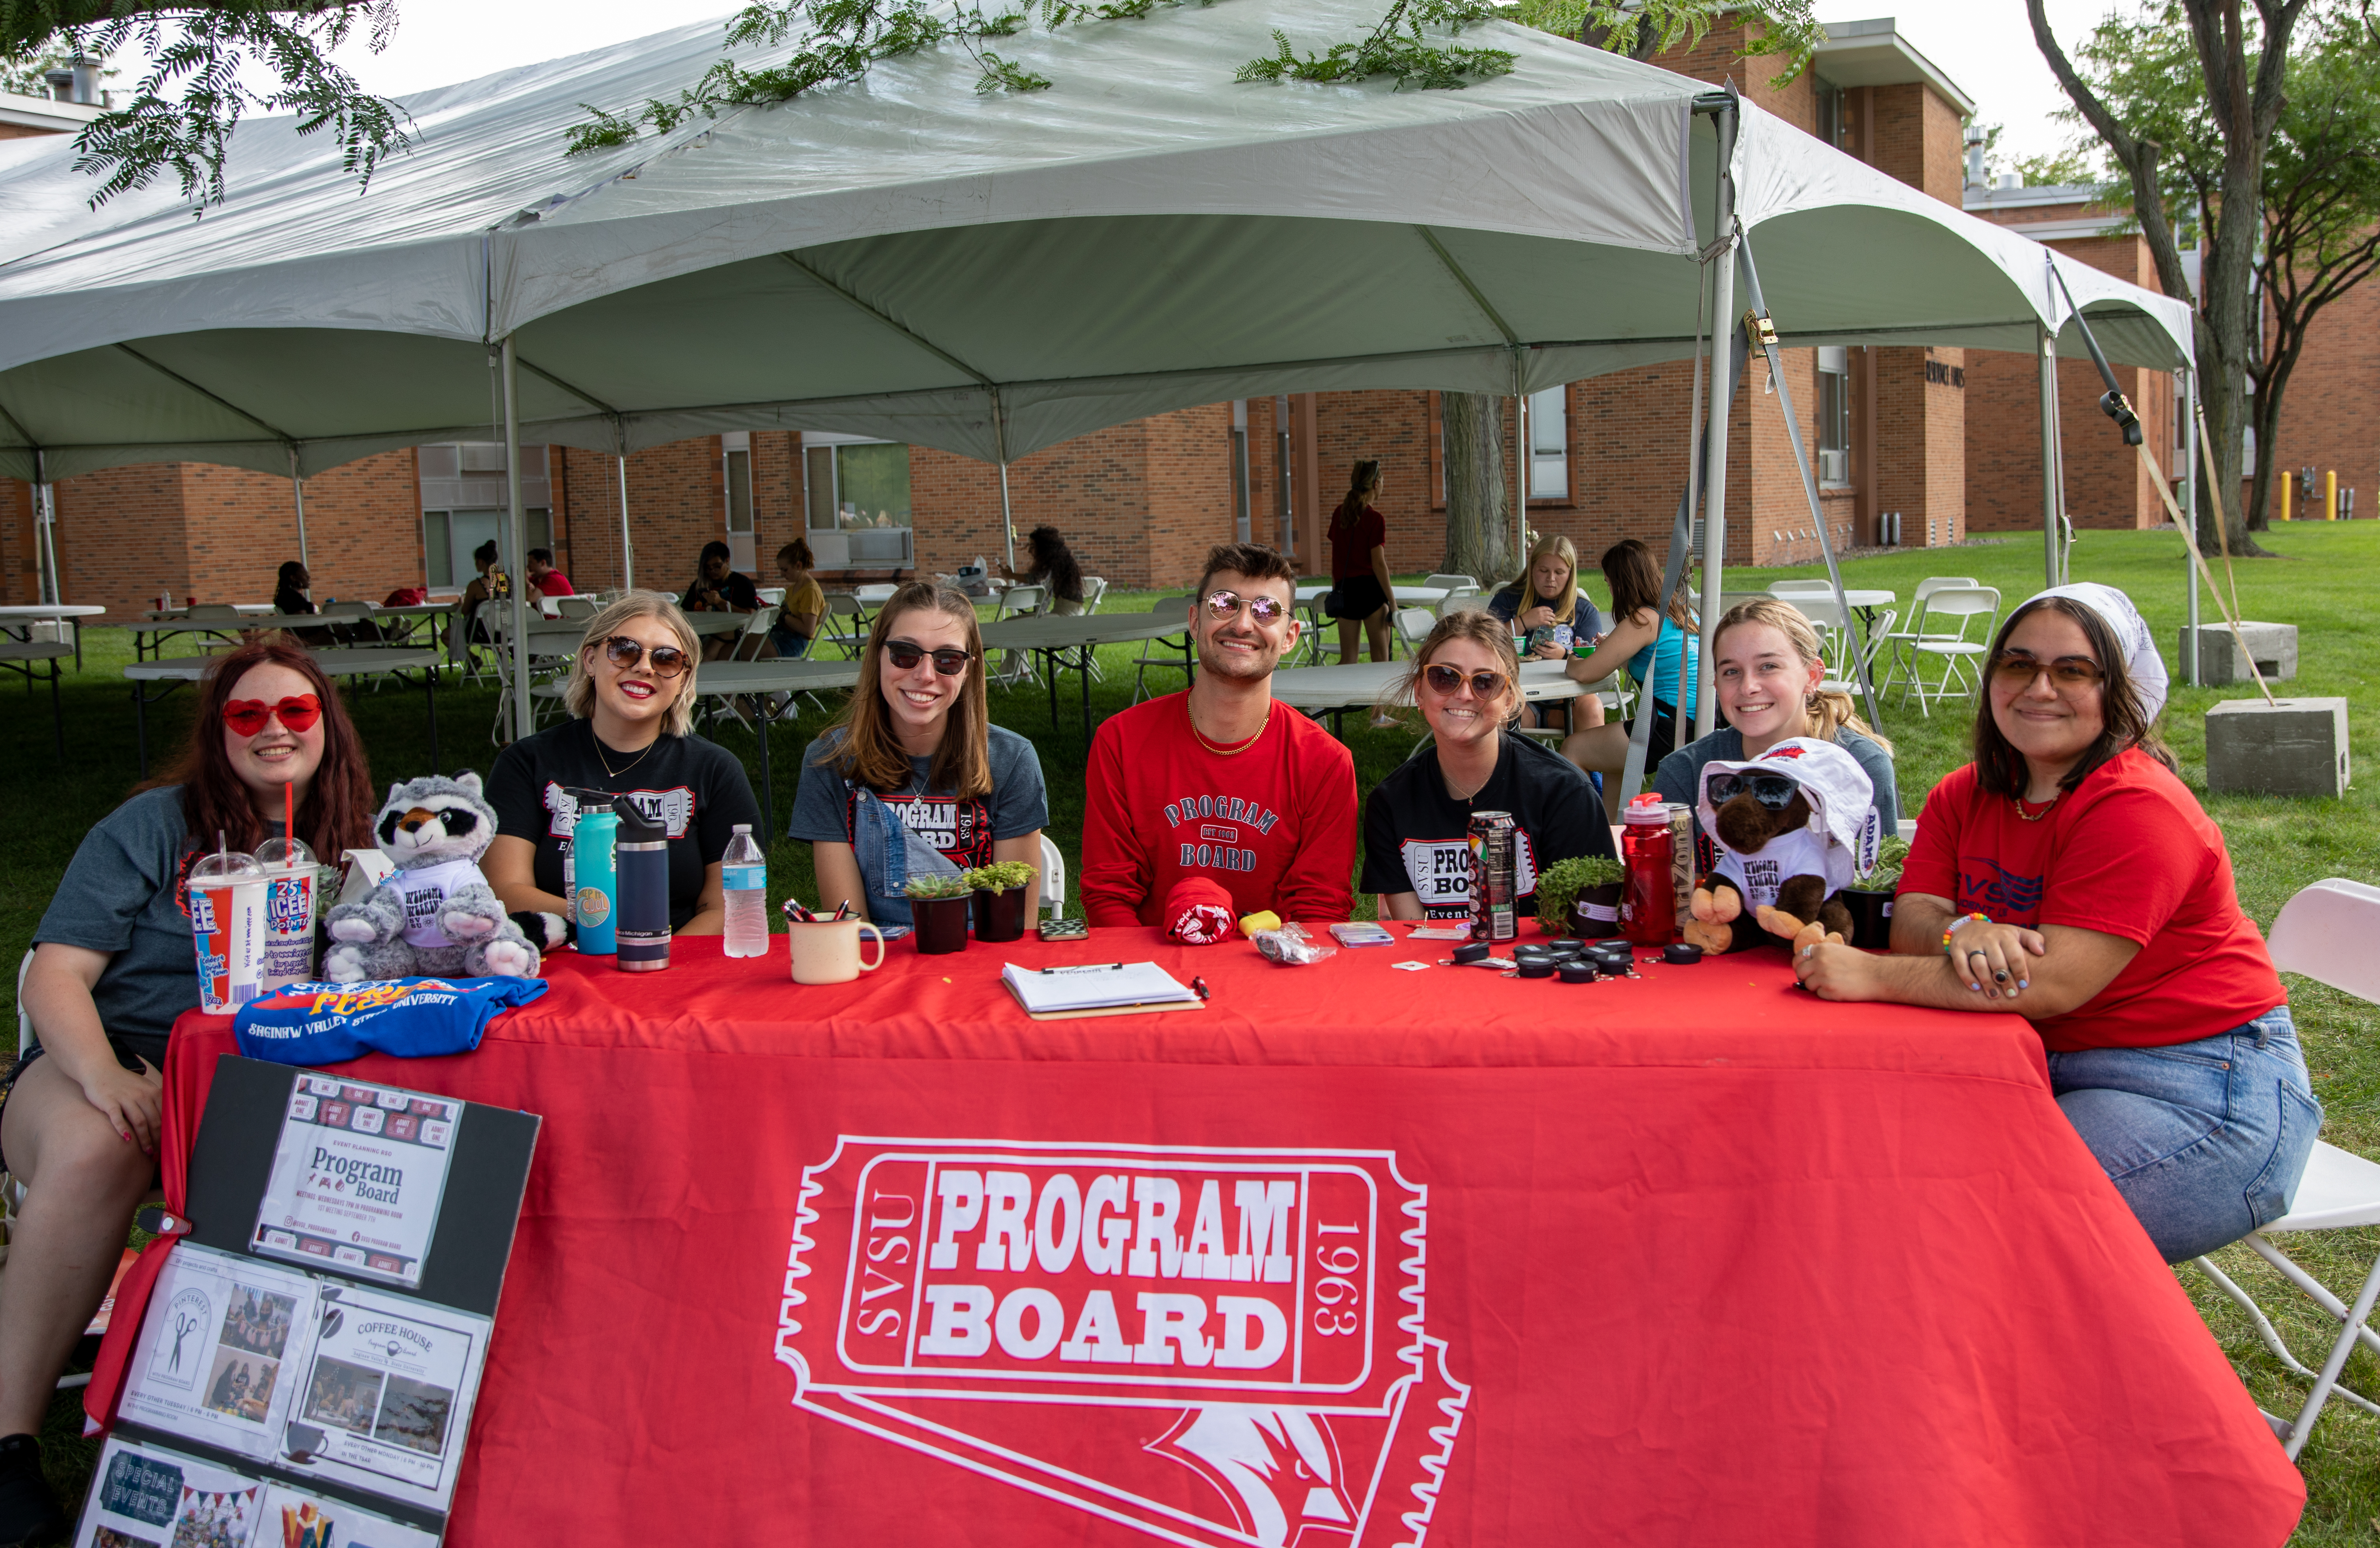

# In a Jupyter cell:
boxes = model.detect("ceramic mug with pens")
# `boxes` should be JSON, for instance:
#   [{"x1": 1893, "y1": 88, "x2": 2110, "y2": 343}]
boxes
[{"x1": 788, "y1": 917, "x2": 887, "y2": 984}]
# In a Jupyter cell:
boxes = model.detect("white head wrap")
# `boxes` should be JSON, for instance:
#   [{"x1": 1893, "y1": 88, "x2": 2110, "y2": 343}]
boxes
[{"x1": 2028, "y1": 583, "x2": 2167, "y2": 724}]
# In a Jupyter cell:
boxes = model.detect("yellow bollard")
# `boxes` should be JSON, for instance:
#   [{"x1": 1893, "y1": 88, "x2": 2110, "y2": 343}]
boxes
[
  {"x1": 2327, "y1": 469, "x2": 2338, "y2": 520},
  {"x1": 2282, "y1": 477, "x2": 2292, "y2": 522}
]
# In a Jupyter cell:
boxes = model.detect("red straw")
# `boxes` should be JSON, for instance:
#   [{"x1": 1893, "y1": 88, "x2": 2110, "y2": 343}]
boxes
[{"x1": 284, "y1": 780, "x2": 294, "y2": 852}]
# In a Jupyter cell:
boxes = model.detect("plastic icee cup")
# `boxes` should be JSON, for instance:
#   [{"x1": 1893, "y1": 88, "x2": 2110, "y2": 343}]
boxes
[
  {"x1": 187, "y1": 851, "x2": 268, "y2": 1014},
  {"x1": 254, "y1": 837, "x2": 323, "y2": 990}
]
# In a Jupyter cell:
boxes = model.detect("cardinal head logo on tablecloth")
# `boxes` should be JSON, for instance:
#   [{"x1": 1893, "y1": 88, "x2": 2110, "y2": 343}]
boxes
[{"x1": 774, "y1": 1138, "x2": 1469, "y2": 1548}]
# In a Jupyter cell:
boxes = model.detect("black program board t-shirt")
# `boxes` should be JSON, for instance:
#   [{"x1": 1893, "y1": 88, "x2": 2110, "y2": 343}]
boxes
[
  {"x1": 488, "y1": 718, "x2": 762, "y2": 930},
  {"x1": 1359, "y1": 733, "x2": 1615, "y2": 920}
]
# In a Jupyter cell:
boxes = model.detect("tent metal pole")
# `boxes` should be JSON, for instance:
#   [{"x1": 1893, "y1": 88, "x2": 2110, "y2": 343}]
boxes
[
  {"x1": 1694, "y1": 103, "x2": 1740, "y2": 741},
  {"x1": 992, "y1": 388, "x2": 1017, "y2": 571},
  {"x1": 33, "y1": 486, "x2": 58, "y2": 607},
  {"x1": 1513, "y1": 348, "x2": 1529, "y2": 576},
  {"x1": 616, "y1": 453, "x2": 634, "y2": 592},
  {"x1": 288, "y1": 449, "x2": 310, "y2": 571},
  {"x1": 501, "y1": 337, "x2": 533, "y2": 742},
  {"x1": 2182, "y1": 367, "x2": 2200, "y2": 685},
  {"x1": 2037, "y1": 323, "x2": 2064, "y2": 588}
]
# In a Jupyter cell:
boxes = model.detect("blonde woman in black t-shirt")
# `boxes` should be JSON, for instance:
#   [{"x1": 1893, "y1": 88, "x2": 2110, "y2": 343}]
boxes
[{"x1": 1359, "y1": 611, "x2": 1613, "y2": 922}]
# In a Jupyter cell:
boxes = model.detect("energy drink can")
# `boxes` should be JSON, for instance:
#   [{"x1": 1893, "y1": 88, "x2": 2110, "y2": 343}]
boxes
[
  {"x1": 187, "y1": 854, "x2": 268, "y2": 1014},
  {"x1": 1467, "y1": 810, "x2": 1519, "y2": 943},
  {"x1": 1665, "y1": 803, "x2": 1696, "y2": 932}
]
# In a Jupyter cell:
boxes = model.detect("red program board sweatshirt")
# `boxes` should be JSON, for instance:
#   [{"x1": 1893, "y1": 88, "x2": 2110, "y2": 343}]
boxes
[{"x1": 1080, "y1": 692, "x2": 1357, "y2": 927}]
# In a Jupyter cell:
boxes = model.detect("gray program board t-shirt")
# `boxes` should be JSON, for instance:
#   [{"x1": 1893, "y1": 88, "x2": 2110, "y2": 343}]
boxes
[{"x1": 32, "y1": 786, "x2": 285, "y2": 1068}]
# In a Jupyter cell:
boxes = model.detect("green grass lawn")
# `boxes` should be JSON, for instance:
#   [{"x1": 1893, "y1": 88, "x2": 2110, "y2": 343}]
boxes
[{"x1": 6, "y1": 523, "x2": 2379, "y2": 1536}]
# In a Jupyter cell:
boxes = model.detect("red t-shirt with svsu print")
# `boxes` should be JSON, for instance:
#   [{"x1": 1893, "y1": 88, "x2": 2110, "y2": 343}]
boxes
[
  {"x1": 1080, "y1": 693, "x2": 1357, "y2": 927},
  {"x1": 1900, "y1": 748, "x2": 2283, "y2": 1052}
]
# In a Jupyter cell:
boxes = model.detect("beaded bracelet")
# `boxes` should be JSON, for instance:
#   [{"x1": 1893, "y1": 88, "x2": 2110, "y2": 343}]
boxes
[{"x1": 1940, "y1": 913, "x2": 1991, "y2": 959}]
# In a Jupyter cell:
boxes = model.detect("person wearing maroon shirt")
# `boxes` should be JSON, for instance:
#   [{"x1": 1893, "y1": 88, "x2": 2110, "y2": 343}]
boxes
[
  {"x1": 1796, "y1": 584, "x2": 2316, "y2": 1262},
  {"x1": 1081, "y1": 542, "x2": 1356, "y2": 927},
  {"x1": 1324, "y1": 459, "x2": 1394, "y2": 669}
]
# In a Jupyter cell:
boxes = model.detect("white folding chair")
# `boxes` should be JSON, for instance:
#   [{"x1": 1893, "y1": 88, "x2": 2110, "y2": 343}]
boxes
[
  {"x1": 1037, "y1": 832, "x2": 1067, "y2": 921},
  {"x1": 1391, "y1": 607, "x2": 1435, "y2": 656},
  {"x1": 2191, "y1": 879, "x2": 2380, "y2": 1457},
  {"x1": 1132, "y1": 596, "x2": 1196, "y2": 704},
  {"x1": 15, "y1": 947, "x2": 34, "y2": 1059},
  {"x1": 821, "y1": 593, "x2": 870, "y2": 658},
  {"x1": 1437, "y1": 594, "x2": 1492, "y2": 618},
  {"x1": 1874, "y1": 576, "x2": 1979, "y2": 697},
  {"x1": 992, "y1": 584, "x2": 1049, "y2": 688},
  {"x1": 1902, "y1": 586, "x2": 1999, "y2": 717},
  {"x1": 555, "y1": 595, "x2": 599, "y2": 620},
  {"x1": 1421, "y1": 573, "x2": 1479, "y2": 594},
  {"x1": 1780, "y1": 595, "x2": 1857, "y2": 678},
  {"x1": 1079, "y1": 577, "x2": 1108, "y2": 615}
]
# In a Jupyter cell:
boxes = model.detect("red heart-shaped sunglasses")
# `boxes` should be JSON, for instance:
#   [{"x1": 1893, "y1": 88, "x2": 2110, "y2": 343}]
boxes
[{"x1": 221, "y1": 695, "x2": 322, "y2": 737}]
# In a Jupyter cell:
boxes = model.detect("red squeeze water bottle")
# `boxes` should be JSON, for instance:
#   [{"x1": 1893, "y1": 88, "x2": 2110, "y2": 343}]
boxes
[{"x1": 1620, "y1": 794, "x2": 1676, "y2": 948}]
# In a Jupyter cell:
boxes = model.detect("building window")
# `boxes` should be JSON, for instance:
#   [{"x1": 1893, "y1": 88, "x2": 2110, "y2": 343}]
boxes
[
  {"x1": 1816, "y1": 347, "x2": 1851, "y2": 486},
  {"x1": 416, "y1": 441, "x2": 552, "y2": 589},
  {"x1": 722, "y1": 431, "x2": 756, "y2": 572},
  {"x1": 801, "y1": 433, "x2": 915, "y2": 567},
  {"x1": 422, "y1": 508, "x2": 550, "y2": 591},
  {"x1": 1815, "y1": 79, "x2": 1846, "y2": 149},
  {"x1": 1527, "y1": 385, "x2": 1569, "y2": 502}
]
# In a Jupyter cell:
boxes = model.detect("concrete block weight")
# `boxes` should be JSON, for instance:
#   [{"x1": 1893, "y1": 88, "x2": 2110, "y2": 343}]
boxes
[
  {"x1": 2178, "y1": 622, "x2": 2297, "y2": 687},
  {"x1": 2205, "y1": 697, "x2": 2349, "y2": 798}
]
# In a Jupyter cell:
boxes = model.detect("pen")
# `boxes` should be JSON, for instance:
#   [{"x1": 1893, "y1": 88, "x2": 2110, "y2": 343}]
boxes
[
  {"x1": 831, "y1": 900, "x2": 853, "y2": 922},
  {"x1": 1038, "y1": 962, "x2": 1125, "y2": 974}
]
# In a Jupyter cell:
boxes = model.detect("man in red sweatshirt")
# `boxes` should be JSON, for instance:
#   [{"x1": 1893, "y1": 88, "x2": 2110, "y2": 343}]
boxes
[{"x1": 1081, "y1": 542, "x2": 1357, "y2": 926}]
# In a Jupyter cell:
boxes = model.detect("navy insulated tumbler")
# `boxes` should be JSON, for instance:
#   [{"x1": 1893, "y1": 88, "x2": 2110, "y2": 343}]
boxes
[{"x1": 613, "y1": 795, "x2": 671, "y2": 972}]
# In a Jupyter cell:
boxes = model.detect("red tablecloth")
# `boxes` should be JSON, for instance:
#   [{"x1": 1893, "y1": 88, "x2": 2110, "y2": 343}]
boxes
[{"x1": 103, "y1": 931, "x2": 2300, "y2": 1546}]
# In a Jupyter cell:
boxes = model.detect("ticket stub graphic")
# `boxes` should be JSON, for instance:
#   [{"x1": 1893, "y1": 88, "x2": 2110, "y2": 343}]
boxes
[{"x1": 776, "y1": 1138, "x2": 1468, "y2": 1548}]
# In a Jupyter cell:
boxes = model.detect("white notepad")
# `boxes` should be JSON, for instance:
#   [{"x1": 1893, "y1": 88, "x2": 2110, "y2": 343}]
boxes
[{"x1": 1000, "y1": 960, "x2": 1201, "y2": 1015}]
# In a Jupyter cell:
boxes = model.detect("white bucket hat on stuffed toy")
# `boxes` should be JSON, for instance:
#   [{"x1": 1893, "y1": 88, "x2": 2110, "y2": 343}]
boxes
[
  {"x1": 1695, "y1": 736, "x2": 1878, "y2": 907},
  {"x1": 2029, "y1": 582, "x2": 2168, "y2": 723}
]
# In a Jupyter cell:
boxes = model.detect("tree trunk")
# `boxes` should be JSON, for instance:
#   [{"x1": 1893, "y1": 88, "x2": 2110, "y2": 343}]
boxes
[
  {"x1": 2248, "y1": 372, "x2": 2283, "y2": 530},
  {"x1": 1441, "y1": 392, "x2": 1509, "y2": 582},
  {"x1": 2195, "y1": 349, "x2": 2269, "y2": 556}
]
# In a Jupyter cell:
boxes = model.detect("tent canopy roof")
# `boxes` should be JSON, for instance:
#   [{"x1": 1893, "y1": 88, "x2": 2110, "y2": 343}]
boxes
[{"x1": 0, "y1": 0, "x2": 2193, "y2": 482}]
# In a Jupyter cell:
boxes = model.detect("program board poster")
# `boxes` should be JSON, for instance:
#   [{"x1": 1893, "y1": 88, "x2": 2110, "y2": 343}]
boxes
[
  {"x1": 74, "y1": 1437, "x2": 435, "y2": 1548},
  {"x1": 251, "y1": 1075, "x2": 456, "y2": 1291}
]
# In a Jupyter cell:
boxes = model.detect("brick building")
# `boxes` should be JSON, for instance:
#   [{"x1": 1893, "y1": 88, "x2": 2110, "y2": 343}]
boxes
[{"x1": 16, "y1": 18, "x2": 2334, "y2": 613}]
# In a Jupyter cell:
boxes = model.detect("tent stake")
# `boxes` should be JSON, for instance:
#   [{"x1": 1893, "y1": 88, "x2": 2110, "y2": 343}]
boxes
[
  {"x1": 616, "y1": 452, "x2": 634, "y2": 592},
  {"x1": 501, "y1": 336, "x2": 533, "y2": 742}
]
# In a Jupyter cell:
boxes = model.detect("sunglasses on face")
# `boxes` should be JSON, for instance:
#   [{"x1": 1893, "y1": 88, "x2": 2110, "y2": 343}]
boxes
[
  {"x1": 1422, "y1": 663, "x2": 1509, "y2": 699},
  {"x1": 1202, "y1": 590, "x2": 1289, "y2": 625},
  {"x1": 885, "y1": 639, "x2": 974, "y2": 676},
  {"x1": 1991, "y1": 651, "x2": 2104, "y2": 688},
  {"x1": 597, "y1": 635, "x2": 691, "y2": 679},
  {"x1": 221, "y1": 695, "x2": 321, "y2": 737},
  {"x1": 1706, "y1": 771, "x2": 1800, "y2": 809}
]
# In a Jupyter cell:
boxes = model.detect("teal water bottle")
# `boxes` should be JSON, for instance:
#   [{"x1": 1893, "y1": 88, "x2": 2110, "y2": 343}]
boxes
[{"x1": 571, "y1": 791, "x2": 619, "y2": 956}]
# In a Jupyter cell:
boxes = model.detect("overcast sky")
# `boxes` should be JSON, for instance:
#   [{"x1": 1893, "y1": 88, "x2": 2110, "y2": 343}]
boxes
[{"x1": 246, "y1": 0, "x2": 2121, "y2": 164}]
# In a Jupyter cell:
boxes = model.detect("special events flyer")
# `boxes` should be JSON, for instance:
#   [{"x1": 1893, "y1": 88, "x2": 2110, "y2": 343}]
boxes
[
  {"x1": 121, "y1": 1245, "x2": 316, "y2": 1463},
  {"x1": 72, "y1": 1436, "x2": 437, "y2": 1548},
  {"x1": 251, "y1": 1075, "x2": 457, "y2": 1291},
  {"x1": 280, "y1": 1285, "x2": 490, "y2": 1513}
]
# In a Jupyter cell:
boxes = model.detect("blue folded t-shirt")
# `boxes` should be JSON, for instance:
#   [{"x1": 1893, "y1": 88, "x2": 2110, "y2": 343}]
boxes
[{"x1": 234, "y1": 977, "x2": 547, "y2": 1066}]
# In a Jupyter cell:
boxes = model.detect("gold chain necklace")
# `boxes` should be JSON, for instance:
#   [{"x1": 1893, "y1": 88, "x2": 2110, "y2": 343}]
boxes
[
  {"x1": 595, "y1": 734, "x2": 657, "y2": 779},
  {"x1": 1188, "y1": 703, "x2": 1270, "y2": 757},
  {"x1": 2013, "y1": 790, "x2": 2061, "y2": 822}
]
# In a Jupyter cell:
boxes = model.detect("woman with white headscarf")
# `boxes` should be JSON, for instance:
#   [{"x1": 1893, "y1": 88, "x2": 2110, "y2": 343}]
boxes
[{"x1": 1796, "y1": 583, "x2": 2317, "y2": 1263}]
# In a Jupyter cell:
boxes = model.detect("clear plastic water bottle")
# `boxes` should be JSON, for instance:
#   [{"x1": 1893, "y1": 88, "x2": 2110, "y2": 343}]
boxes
[{"x1": 722, "y1": 824, "x2": 768, "y2": 958}]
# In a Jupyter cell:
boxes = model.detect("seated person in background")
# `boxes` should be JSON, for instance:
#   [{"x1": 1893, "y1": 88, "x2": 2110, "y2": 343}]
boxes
[
  {"x1": 525, "y1": 548, "x2": 574, "y2": 598},
  {"x1": 485, "y1": 592, "x2": 762, "y2": 935},
  {"x1": 1362, "y1": 611, "x2": 1613, "y2": 922},
  {"x1": 769, "y1": 540, "x2": 826, "y2": 660},
  {"x1": 452, "y1": 540, "x2": 509, "y2": 653},
  {"x1": 1796, "y1": 584, "x2": 2317, "y2": 1263},
  {"x1": 1655, "y1": 597, "x2": 1898, "y2": 865},
  {"x1": 272, "y1": 560, "x2": 336, "y2": 647},
  {"x1": 788, "y1": 582, "x2": 1047, "y2": 926},
  {"x1": 1488, "y1": 534, "x2": 1603, "y2": 660},
  {"x1": 0, "y1": 641, "x2": 377, "y2": 1544},
  {"x1": 1559, "y1": 537, "x2": 1700, "y2": 785},
  {"x1": 996, "y1": 524, "x2": 1087, "y2": 675},
  {"x1": 1081, "y1": 542, "x2": 1356, "y2": 928},
  {"x1": 682, "y1": 541, "x2": 762, "y2": 661}
]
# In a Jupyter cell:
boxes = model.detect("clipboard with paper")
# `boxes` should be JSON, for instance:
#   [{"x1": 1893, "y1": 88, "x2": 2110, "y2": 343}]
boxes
[{"x1": 999, "y1": 961, "x2": 1204, "y2": 1020}]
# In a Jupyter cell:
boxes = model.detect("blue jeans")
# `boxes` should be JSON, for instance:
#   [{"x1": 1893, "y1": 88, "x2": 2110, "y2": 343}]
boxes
[
  {"x1": 2048, "y1": 1005, "x2": 2321, "y2": 1263},
  {"x1": 767, "y1": 624, "x2": 812, "y2": 660},
  {"x1": 842, "y1": 788, "x2": 960, "y2": 929}
]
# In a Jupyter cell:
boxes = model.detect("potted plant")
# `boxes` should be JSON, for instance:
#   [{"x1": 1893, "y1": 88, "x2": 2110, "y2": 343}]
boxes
[
  {"x1": 964, "y1": 860, "x2": 1036, "y2": 943},
  {"x1": 1536, "y1": 856, "x2": 1627, "y2": 939},
  {"x1": 906, "y1": 874, "x2": 975, "y2": 954},
  {"x1": 1839, "y1": 836, "x2": 1909, "y2": 949}
]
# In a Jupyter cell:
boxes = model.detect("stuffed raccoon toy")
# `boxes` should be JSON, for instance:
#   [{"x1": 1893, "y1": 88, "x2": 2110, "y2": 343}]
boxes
[{"x1": 323, "y1": 772, "x2": 567, "y2": 982}]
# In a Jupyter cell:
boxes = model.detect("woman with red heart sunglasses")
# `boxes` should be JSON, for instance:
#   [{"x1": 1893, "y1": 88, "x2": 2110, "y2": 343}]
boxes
[{"x1": 0, "y1": 640, "x2": 377, "y2": 1540}]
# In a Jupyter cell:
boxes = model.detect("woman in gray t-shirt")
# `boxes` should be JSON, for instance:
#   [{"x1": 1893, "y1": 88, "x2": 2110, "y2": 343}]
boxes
[
  {"x1": 1653, "y1": 598, "x2": 1902, "y2": 866},
  {"x1": 788, "y1": 582, "x2": 1049, "y2": 927},
  {"x1": 0, "y1": 641, "x2": 375, "y2": 1539}
]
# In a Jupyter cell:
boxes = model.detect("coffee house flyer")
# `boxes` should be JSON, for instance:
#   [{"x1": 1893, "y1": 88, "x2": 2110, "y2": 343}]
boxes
[
  {"x1": 280, "y1": 1284, "x2": 490, "y2": 1513},
  {"x1": 251, "y1": 1075, "x2": 457, "y2": 1291}
]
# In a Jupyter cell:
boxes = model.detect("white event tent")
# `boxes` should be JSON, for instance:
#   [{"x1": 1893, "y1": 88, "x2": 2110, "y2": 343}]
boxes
[{"x1": 0, "y1": 0, "x2": 2193, "y2": 740}]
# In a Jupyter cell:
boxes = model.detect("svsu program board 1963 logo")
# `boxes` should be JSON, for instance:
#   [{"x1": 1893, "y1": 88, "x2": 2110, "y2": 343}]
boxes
[{"x1": 774, "y1": 1138, "x2": 1468, "y2": 1548}]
